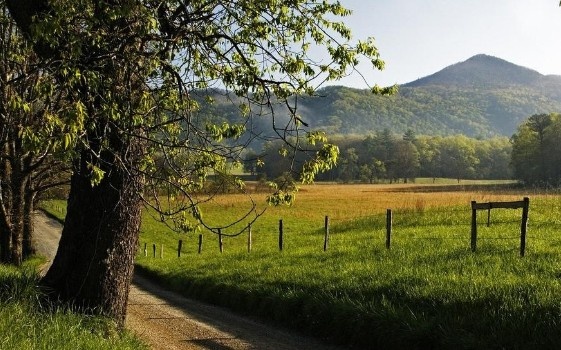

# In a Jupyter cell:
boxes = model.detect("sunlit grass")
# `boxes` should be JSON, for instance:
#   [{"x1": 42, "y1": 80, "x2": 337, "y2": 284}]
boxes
[
  {"x1": 0, "y1": 260, "x2": 146, "y2": 350},
  {"x1": 42, "y1": 182, "x2": 561, "y2": 349}
]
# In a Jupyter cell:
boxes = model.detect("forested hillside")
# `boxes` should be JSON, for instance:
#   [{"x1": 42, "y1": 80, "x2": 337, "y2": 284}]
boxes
[{"x1": 195, "y1": 54, "x2": 561, "y2": 139}]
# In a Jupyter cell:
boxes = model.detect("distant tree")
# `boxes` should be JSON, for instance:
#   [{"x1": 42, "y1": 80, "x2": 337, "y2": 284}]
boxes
[
  {"x1": 511, "y1": 113, "x2": 561, "y2": 184},
  {"x1": 243, "y1": 150, "x2": 261, "y2": 176},
  {"x1": 358, "y1": 158, "x2": 385, "y2": 183},
  {"x1": 473, "y1": 137, "x2": 512, "y2": 179},
  {"x1": 542, "y1": 118, "x2": 561, "y2": 181},
  {"x1": 415, "y1": 136, "x2": 442, "y2": 179},
  {"x1": 527, "y1": 113, "x2": 552, "y2": 178},
  {"x1": 403, "y1": 129, "x2": 416, "y2": 143},
  {"x1": 378, "y1": 128, "x2": 396, "y2": 163},
  {"x1": 339, "y1": 147, "x2": 359, "y2": 182},
  {"x1": 392, "y1": 140, "x2": 420, "y2": 182},
  {"x1": 324, "y1": 115, "x2": 343, "y2": 134},
  {"x1": 437, "y1": 136, "x2": 479, "y2": 182}
]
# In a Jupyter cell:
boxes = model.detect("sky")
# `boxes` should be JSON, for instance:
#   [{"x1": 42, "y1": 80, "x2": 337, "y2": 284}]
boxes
[{"x1": 330, "y1": 0, "x2": 561, "y2": 88}]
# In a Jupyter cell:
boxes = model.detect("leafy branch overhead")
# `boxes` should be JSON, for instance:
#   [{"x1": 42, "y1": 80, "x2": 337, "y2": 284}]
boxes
[
  {"x1": 4, "y1": 0, "x2": 391, "y2": 325},
  {"x1": 7, "y1": 0, "x2": 394, "y2": 229}
]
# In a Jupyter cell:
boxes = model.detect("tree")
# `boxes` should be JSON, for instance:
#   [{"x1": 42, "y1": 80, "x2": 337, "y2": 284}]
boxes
[
  {"x1": 437, "y1": 135, "x2": 479, "y2": 182},
  {"x1": 403, "y1": 129, "x2": 416, "y2": 143},
  {"x1": 473, "y1": 137, "x2": 512, "y2": 179},
  {"x1": 339, "y1": 147, "x2": 359, "y2": 182},
  {"x1": 527, "y1": 113, "x2": 552, "y2": 180},
  {"x1": 358, "y1": 158, "x2": 385, "y2": 184},
  {"x1": 0, "y1": 2, "x2": 70, "y2": 265},
  {"x1": 511, "y1": 113, "x2": 561, "y2": 185},
  {"x1": 242, "y1": 150, "x2": 261, "y2": 176},
  {"x1": 7, "y1": 0, "x2": 392, "y2": 326},
  {"x1": 392, "y1": 140, "x2": 420, "y2": 182},
  {"x1": 415, "y1": 135, "x2": 441, "y2": 179}
]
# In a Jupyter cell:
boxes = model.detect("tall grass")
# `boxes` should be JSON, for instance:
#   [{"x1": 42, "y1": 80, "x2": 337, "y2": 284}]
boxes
[
  {"x1": 43, "y1": 183, "x2": 561, "y2": 349},
  {"x1": 0, "y1": 252, "x2": 146, "y2": 349}
]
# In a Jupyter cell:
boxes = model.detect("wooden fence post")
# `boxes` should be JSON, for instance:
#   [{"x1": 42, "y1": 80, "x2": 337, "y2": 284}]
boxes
[
  {"x1": 279, "y1": 219, "x2": 284, "y2": 251},
  {"x1": 471, "y1": 201, "x2": 477, "y2": 252},
  {"x1": 198, "y1": 234, "x2": 203, "y2": 254},
  {"x1": 247, "y1": 224, "x2": 252, "y2": 253},
  {"x1": 177, "y1": 240, "x2": 183, "y2": 258},
  {"x1": 152, "y1": 243, "x2": 156, "y2": 258},
  {"x1": 324, "y1": 216, "x2": 329, "y2": 251},
  {"x1": 386, "y1": 209, "x2": 392, "y2": 249},
  {"x1": 520, "y1": 197, "x2": 530, "y2": 257},
  {"x1": 218, "y1": 229, "x2": 224, "y2": 253}
]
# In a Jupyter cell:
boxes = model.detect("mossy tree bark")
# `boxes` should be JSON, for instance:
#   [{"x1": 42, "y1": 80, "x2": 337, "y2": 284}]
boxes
[{"x1": 41, "y1": 146, "x2": 142, "y2": 326}]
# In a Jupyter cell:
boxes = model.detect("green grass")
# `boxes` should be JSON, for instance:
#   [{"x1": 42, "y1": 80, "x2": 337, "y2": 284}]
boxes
[
  {"x1": 40, "y1": 200, "x2": 67, "y2": 222},
  {"x1": 0, "y1": 259, "x2": 147, "y2": 350},
  {"x1": 41, "y1": 186, "x2": 561, "y2": 349}
]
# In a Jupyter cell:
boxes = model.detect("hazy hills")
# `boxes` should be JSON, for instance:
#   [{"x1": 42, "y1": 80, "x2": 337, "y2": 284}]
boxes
[{"x1": 197, "y1": 54, "x2": 561, "y2": 138}]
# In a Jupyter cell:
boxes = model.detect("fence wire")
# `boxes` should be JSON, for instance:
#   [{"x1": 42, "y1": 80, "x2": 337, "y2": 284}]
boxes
[
  {"x1": 145, "y1": 202, "x2": 561, "y2": 258},
  {"x1": 323, "y1": 204, "x2": 561, "y2": 253}
]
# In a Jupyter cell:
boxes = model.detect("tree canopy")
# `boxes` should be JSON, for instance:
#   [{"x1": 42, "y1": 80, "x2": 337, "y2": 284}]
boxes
[
  {"x1": 0, "y1": 1, "x2": 71, "y2": 265},
  {"x1": 511, "y1": 113, "x2": 561, "y2": 185},
  {"x1": 5, "y1": 0, "x2": 391, "y2": 326}
]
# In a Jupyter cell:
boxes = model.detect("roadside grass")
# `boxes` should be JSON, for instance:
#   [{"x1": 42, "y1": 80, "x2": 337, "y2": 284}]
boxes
[
  {"x1": 40, "y1": 200, "x2": 67, "y2": 222},
  {"x1": 0, "y1": 259, "x2": 147, "y2": 350},
  {"x1": 42, "y1": 183, "x2": 561, "y2": 349}
]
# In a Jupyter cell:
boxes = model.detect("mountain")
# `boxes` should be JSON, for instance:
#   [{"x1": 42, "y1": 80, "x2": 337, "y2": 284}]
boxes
[
  {"x1": 196, "y1": 54, "x2": 561, "y2": 140},
  {"x1": 404, "y1": 54, "x2": 545, "y2": 88}
]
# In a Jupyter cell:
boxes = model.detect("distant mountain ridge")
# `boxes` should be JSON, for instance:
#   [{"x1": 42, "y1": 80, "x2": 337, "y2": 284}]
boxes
[
  {"x1": 196, "y1": 54, "x2": 561, "y2": 140},
  {"x1": 404, "y1": 54, "x2": 548, "y2": 88}
]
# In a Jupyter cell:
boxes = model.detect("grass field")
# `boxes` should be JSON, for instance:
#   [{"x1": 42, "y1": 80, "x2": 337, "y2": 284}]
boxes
[
  {"x1": 0, "y1": 259, "x2": 146, "y2": 350},
  {"x1": 41, "y1": 182, "x2": 561, "y2": 349}
]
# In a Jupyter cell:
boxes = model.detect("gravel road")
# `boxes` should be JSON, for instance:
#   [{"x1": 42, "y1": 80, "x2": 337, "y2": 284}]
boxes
[{"x1": 33, "y1": 211, "x2": 344, "y2": 350}]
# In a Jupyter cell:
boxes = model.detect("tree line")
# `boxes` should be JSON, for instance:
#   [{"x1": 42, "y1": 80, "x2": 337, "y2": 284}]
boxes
[{"x1": 252, "y1": 130, "x2": 513, "y2": 183}]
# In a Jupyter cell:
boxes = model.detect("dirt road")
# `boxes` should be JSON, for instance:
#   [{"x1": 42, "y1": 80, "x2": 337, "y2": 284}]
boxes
[{"x1": 33, "y1": 211, "x2": 343, "y2": 350}]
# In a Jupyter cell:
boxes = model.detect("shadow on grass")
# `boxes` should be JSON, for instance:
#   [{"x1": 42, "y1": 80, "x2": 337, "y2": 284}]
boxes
[
  {"x1": 380, "y1": 183, "x2": 524, "y2": 194},
  {"x1": 135, "y1": 263, "x2": 560, "y2": 350},
  {"x1": 0, "y1": 263, "x2": 42, "y2": 304}
]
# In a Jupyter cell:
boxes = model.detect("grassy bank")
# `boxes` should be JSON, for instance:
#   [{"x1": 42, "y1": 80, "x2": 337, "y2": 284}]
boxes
[
  {"x1": 42, "y1": 183, "x2": 561, "y2": 349},
  {"x1": 0, "y1": 259, "x2": 146, "y2": 350}
]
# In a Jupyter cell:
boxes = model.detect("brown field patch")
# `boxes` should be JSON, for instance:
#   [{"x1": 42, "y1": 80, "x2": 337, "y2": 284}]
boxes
[{"x1": 201, "y1": 183, "x2": 547, "y2": 224}]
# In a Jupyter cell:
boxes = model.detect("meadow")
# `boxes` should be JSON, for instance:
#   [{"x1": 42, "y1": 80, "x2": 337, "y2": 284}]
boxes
[
  {"x1": 0, "y1": 259, "x2": 146, "y2": 350},
  {"x1": 42, "y1": 181, "x2": 561, "y2": 349}
]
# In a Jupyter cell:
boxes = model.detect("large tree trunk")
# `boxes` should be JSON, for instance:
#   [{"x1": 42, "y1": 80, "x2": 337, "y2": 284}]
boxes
[
  {"x1": 9, "y1": 143, "x2": 27, "y2": 266},
  {"x1": 0, "y1": 140, "x2": 28, "y2": 266},
  {"x1": 41, "y1": 147, "x2": 142, "y2": 327},
  {"x1": 0, "y1": 160, "x2": 11, "y2": 263},
  {"x1": 9, "y1": 175, "x2": 25, "y2": 266},
  {"x1": 22, "y1": 181, "x2": 35, "y2": 258},
  {"x1": 9, "y1": 0, "x2": 145, "y2": 325},
  {"x1": 0, "y1": 211, "x2": 11, "y2": 263}
]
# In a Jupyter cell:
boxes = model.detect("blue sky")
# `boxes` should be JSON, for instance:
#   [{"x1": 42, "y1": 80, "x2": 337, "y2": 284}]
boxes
[{"x1": 331, "y1": 0, "x2": 561, "y2": 88}]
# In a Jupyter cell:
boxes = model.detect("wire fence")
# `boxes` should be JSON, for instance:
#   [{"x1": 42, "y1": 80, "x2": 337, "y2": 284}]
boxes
[{"x1": 140, "y1": 197, "x2": 561, "y2": 258}]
